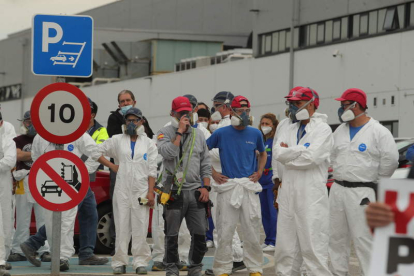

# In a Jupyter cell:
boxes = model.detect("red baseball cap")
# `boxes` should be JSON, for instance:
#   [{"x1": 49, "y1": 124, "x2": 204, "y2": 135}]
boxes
[
  {"x1": 287, "y1": 87, "x2": 320, "y2": 108},
  {"x1": 231, "y1": 95, "x2": 251, "y2": 108},
  {"x1": 284, "y1": 86, "x2": 304, "y2": 98},
  {"x1": 335, "y1": 88, "x2": 367, "y2": 109},
  {"x1": 172, "y1": 96, "x2": 193, "y2": 112}
]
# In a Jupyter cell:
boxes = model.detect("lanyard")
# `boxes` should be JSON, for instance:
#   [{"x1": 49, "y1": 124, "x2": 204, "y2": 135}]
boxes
[{"x1": 176, "y1": 128, "x2": 196, "y2": 195}]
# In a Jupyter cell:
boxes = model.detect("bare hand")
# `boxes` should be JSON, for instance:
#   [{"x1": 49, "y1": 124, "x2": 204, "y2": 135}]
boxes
[
  {"x1": 366, "y1": 202, "x2": 394, "y2": 229},
  {"x1": 280, "y1": 142, "x2": 288, "y2": 148},
  {"x1": 146, "y1": 191, "x2": 155, "y2": 207},
  {"x1": 249, "y1": 171, "x2": 262, "y2": 183},
  {"x1": 111, "y1": 164, "x2": 119, "y2": 173},
  {"x1": 212, "y1": 170, "x2": 228, "y2": 184},
  {"x1": 198, "y1": 188, "x2": 209, "y2": 202},
  {"x1": 272, "y1": 178, "x2": 281, "y2": 192},
  {"x1": 178, "y1": 115, "x2": 190, "y2": 133}
]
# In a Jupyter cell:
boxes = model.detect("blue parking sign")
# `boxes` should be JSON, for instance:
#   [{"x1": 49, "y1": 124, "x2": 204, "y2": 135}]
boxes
[{"x1": 32, "y1": 14, "x2": 93, "y2": 77}]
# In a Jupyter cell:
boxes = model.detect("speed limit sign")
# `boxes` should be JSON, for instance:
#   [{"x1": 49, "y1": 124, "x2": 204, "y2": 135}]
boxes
[{"x1": 31, "y1": 83, "x2": 91, "y2": 144}]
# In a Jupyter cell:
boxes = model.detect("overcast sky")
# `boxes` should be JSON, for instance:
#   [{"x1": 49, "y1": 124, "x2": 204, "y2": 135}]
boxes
[{"x1": 0, "y1": 0, "x2": 118, "y2": 40}]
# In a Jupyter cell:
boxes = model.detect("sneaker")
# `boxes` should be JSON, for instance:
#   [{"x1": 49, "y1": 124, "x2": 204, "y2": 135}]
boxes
[
  {"x1": 113, "y1": 265, "x2": 126, "y2": 274},
  {"x1": 204, "y1": 269, "x2": 215, "y2": 275},
  {"x1": 263, "y1": 244, "x2": 275, "y2": 252},
  {"x1": 40, "y1": 252, "x2": 51, "y2": 262},
  {"x1": 232, "y1": 261, "x2": 246, "y2": 272},
  {"x1": 79, "y1": 255, "x2": 109, "y2": 265},
  {"x1": 136, "y1": 266, "x2": 147, "y2": 275},
  {"x1": 206, "y1": 240, "x2": 214, "y2": 248},
  {"x1": 7, "y1": 253, "x2": 27, "y2": 262},
  {"x1": 4, "y1": 264, "x2": 10, "y2": 271},
  {"x1": 151, "y1": 261, "x2": 165, "y2": 271},
  {"x1": 0, "y1": 266, "x2": 10, "y2": 276},
  {"x1": 260, "y1": 243, "x2": 268, "y2": 249},
  {"x1": 60, "y1": 259, "x2": 69, "y2": 271},
  {"x1": 20, "y1": 242, "x2": 41, "y2": 267},
  {"x1": 178, "y1": 261, "x2": 188, "y2": 271}
]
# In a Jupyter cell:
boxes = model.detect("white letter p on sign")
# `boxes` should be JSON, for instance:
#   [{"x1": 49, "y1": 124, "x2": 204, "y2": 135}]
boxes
[{"x1": 42, "y1": 22, "x2": 63, "y2": 52}]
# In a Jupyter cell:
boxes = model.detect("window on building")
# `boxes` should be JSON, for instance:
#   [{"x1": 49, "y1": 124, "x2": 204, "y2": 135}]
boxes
[
  {"x1": 293, "y1": 27, "x2": 300, "y2": 48},
  {"x1": 279, "y1": 30, "x2": 286, "y2": 51},
  {"x1": 175, "y1": 64, "x2": 180, "y2": 72},
  {"x1": 272, "y1": 32, "x2": 279, "y2": 53},
  {"x1": 342, "y1": 17, "x2": 349, "y2": 39},
  {"x1": 410, "y1": 3, "x2": 414, "y2": 26},
  {"x1": 378, "y1": 8, "x2": 387, "y2": 33},
  {"x1": 286, "y1": 30, "x2": 291, "y2": 50},
  {"x1": 309, "y1": 24, "x2": 317, "y2": 45},
  {"x1": 369, "y1": 11, "x2": 378, "y2": 34},
  {"x1": 398, "y1": 5, "x2": 405, "y2": 28},
  {"x1": 317, "y1": 23, "x2": 325, "y2": 43},
  {"x1": 380, "y1": 121, "x2": 399, "y2": 137},
  {"x1": 332, "y1": 19, "x2": 341, "y2": 40},
  {"x1": 353, "y1": 14, "x2": 360, "y2": 37},
  {"x1": 384, "y1": 7, "x2": 399, "y2": 30},
  {"x1": 360, "y1": 13, "x2": 369, "y2": 35},
  {"x1": 325, "y1": 20, "x2": 333, "y2": 42},
  {"x1": 299, "y1": 25, "x2": 308, "y2": 47},
  {"x1": 374, "y1": 97, "x2": 377, "y2": 107},
  {"x1": 191, "y1": 61, "x2": 196, "y2": 69},
  {"x1": 265, "y1": 34, "x2": 272, "y2": 53},
  {"x1": 383, "y1": 98, "x2": 386, "y2": 105},
  {"x1": 391, "y1": 96, "x2": 395, "y2": 105}
]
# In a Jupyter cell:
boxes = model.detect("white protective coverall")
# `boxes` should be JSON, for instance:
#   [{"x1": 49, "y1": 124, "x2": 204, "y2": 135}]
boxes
[
  {"x1": 274, "y1": 113, "x2": 333, "y2": 276},
  {"x1": 209, "y1": 115, "x2": 243, "y2": 261},
  {"x1": 271, "y1": 117, "x2": 291, "y2": 184},
  {"x1": 98, "y1": 133, "x2": 158, "y2": 269},
  {"x1": 0, "y1": 121, "x2": 17, "y2": 264},
  {"x1": 329, "y1": 118, "x2": 398, "y2": 276},
  {"x1": 32, "y1": 134, "x2": 100, "y2": 260},
  {"x1": 11, "y1": 169, "x2": 49, "y2": 256},
  {"x1": 213, "y1": 178, "x2": 263, "y2": 275},
  {"x1": 151, "y1": 122, "x2": 210, "y2": 264}
]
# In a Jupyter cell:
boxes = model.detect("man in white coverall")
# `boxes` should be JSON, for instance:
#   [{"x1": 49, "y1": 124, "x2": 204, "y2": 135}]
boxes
[
  {"x1": 204, "y1": 91, "x2": 245, "y2": 276},
  {"x1": 0, "y1": 113, "x2": 17, "y2": 276},
  {"x1": 329, "y1": 88, "x2": 398, "y2": 276},
  {"x1": 274, "y1": 87, "x2": 333, "y2": 276},
  {"x1": 31, "y1": 133, "x2": 101, "y2": 271},
  {"x1": 207, "y1": 95, "x2": 267, "y2": 276}
]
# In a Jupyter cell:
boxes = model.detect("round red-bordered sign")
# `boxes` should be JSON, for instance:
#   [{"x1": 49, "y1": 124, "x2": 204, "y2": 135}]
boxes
[
  {"x1": 29, "y1": 150, "x2": 90, "y2": 212},
  {"x1": 31, "y1": 83, "x2": 91, "y2": 144}
]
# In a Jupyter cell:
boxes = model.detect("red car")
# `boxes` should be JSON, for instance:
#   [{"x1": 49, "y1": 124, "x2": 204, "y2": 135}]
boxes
[{"x1": 30, "y1": 170, "x2": 152, "y2": 254}]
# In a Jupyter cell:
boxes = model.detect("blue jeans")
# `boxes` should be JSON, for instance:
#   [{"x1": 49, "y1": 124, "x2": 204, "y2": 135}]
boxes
[
  {"x1": 77, "y1": 188, "x2": 98, "y2": 261},
  {"x1": 25, "y1": 188, "x2": 98, "y2": 260},
  {"x1": 206, "y1": 217, "x2": 214, "y2": 241},
  {"x1": 259, "y1": 188, "x2": 278, "y2": 246}
]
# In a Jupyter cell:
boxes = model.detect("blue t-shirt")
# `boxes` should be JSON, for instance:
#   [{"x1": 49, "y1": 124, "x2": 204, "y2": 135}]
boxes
[
  {"x1": 206, "y1": 126, "x2": 265, "y2": 179},
  {"x1": 297, "y1": 124, "x2": 306, "y2": 144},
  {"x1": 259, "y1": 137, "x2": 274, "y2": 189},
  {"x1": 349, "y1": 124, "x2": 365, "y2": 141},
  {"x1": 131, "y1": 141, "x2": 136, "y2": 158}
]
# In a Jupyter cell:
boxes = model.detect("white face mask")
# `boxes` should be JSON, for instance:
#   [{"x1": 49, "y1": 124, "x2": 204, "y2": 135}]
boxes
[
  {"x1": 295, "y1": 108, "x2": 310, "y2": 121},
  {"x1": 231, "y1": 115, "x2": 241, "y2": 126},
  {"x1": 199, "y1": 122, "x2": 208, "y2": 129},
  {"x1": 209, "y1": 123, "x2": 218, "y2": 132},
  {"x1": 170, "y1": 117, "x2": 179, "y2": 128},
  {"x1": 211, "y1": 111, "x2": 222, "y2": 121},
  {"x1": 137, "y1": 125, "x2": 145, "y2": 135},
  {"x1": 20, "y1": 125, "x2": 28, "y2": 135},
  {"x1": 261, "y1": 126, "x2": 272, "y2": 135}
]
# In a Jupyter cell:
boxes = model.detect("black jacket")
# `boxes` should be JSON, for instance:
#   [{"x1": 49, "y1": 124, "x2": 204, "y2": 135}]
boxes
[{"x1": 107, "y1": 109, "x2": 154, "y2": 139}]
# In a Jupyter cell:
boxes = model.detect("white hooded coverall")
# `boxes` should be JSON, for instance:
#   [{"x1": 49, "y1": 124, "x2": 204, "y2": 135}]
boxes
[
  {"x1": 329, "y1": 118, "x2": 398, "y2": 276},
  {"x1": 97, "y1": 133, "x2": 158, "y2": 269},
  {"x1": 0, "y1": 121, "x2": 17, "y2": 265},
  {"x1": 32, "y1": 133, "x2": 100, "y2": 260},
  {"x1": 274, "y1": 113, "x2": 333, "y2": 276}
]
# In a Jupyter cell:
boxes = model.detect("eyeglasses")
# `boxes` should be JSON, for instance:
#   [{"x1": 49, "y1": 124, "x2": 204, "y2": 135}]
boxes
[
  {"x1": 233, "y1": 108, "x2": 251, "y2": 114},
  {"x1": 126, "y1": 118, "x2": 142, "y2": 123},
  {"x1": 340, "y1": 102, "x2": 356, "y2": 109},
  {"x1": 214, "y1": 103, "x2": 224, "y2": 109}
]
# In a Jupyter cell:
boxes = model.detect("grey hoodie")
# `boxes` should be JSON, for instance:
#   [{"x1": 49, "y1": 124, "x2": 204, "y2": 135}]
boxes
[{"x1": 157, "y1": 125, "x2": 211, "y2": 190}]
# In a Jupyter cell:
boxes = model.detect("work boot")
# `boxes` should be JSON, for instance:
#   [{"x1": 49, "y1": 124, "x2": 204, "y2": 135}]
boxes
[
  {"x1": 136, "y1": 266, "x2": 147, "y2": 275},
  {"x1": 20, "y1": 242, "x2": 41, "y2": 267},
  {"x1": 4, "y1": 264, "x2": 10, "y2": 271},
  {"x1": 7, "y1": 253, "x2": 27, "y2": 262},
  {"x1": 232, "y1": 261, "x2": 246, "y2": 272},
  {"x1": 151, "y1": 261, "x2": 165, "y2": 271},
  {"x1": 40, "y1": 252, "x2": 51, "y2": 262},
  {"x1": 79, "y1": 255, "x2": 109, "y2": 265},
  {"x1": 0, "y1": 266, "x2": 10, "y2": 276},
  {"x1": 249, "y1": 273, "x2": 262, "y2": 276},
  {"x1": 59, "y1": 259, "x2": 69, "y2": 271},
  {"x1": 204, "y1": 268, "x2": 214, "y2": 275},
  {"x1": 178, "y1": 261, "x2": 188, "y2": 271},
  {"x1": 113, "y1": 265, "x2": 126, "y2": 274}
]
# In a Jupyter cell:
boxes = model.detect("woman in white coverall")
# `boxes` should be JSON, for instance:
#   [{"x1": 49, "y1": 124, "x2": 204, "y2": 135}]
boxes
[
  {"x1": 0, "y1": 117, "x2": 17, "y2": 276},
  {"x1": 274, "y1": 88, "x2": 333, "y2": 276},
  {"x1": 96, "y1": 107, "x2": 157, "y2": 275}
]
